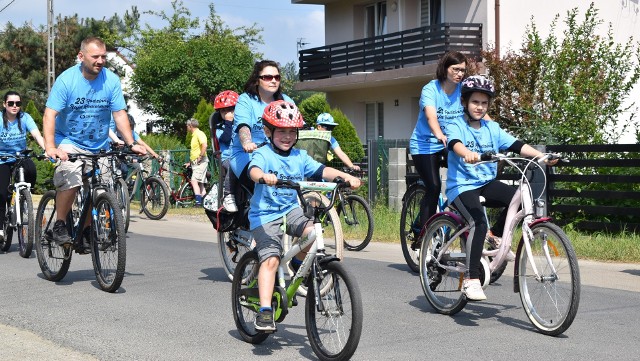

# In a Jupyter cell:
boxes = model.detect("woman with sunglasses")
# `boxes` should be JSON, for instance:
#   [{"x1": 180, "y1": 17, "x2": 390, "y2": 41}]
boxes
[
  {"x1": 0, "y1": 91, "x2": 46, "y2": 241},
  {"x1": 228, "y1": 60, "x2": 295, "y2": 193}
]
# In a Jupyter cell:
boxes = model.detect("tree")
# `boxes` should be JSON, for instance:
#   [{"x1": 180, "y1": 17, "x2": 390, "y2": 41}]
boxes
[
  {"x1": 483, "y1": 3, "x2": 640, "y2": 144},
  {"x1": 130, "y1": 1, "x2": 260, "y2": 136}
]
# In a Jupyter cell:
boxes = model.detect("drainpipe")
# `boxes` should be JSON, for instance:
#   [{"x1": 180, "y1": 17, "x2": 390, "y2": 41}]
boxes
[{"x1": 495, "y1": 0, "x2": 500, "y2": 58}]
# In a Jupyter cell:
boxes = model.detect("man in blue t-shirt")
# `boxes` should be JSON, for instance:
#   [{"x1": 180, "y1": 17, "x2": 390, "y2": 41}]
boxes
[{"x1": 43, "y1": 36, "x2": 146, "y2": 247}]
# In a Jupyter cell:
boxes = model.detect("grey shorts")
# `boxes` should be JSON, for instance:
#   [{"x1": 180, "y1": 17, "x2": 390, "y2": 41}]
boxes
[
  {"x1": 252, "y1": 207, "x2": 313, "y2": 263},
  {"x1": 191, "y1": 159, "x2": 209, "y2": 183},
  {"x1": 53, "y1": 144, "x2": 110, "y2": 191}
]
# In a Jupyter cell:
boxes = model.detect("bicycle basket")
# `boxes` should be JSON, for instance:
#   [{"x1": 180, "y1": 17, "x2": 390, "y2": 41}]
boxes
[{"x1": 295, "y1": 130, "x2": 332, "y2": 164}]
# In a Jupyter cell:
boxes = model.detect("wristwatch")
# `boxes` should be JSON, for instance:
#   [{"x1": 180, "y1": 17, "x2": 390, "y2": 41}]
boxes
[{"x1": 127, "y1": 140, "x2": 139, "y2": 147}]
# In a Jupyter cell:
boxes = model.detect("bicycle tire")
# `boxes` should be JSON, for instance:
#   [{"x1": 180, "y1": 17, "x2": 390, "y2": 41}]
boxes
[
  {"x1": 231, "y1": 251, "x2": 269, "y2": 344},
  {"x1": 305, "y1": 260, "x2": 363, "y2": 361},
  {"x1": 219, "y1": 225, "x2": 253, "y2": 281},
  {"x1": 141, "y1": 176, "x2": 170, "y2": 220},
  {"x1": 114, "y1": 178, "x2": 131, "y2": 233},
  {"x1": 517, "y1": 222, "x2": 580, "y2": 336},
  {"x1": 90, "y1": 192, "x2": 127, "y2": 293},
  {"x1": 419, "y1": 214, "x2": 468, "y2": 315},
  {"x1": 177, "y1": 182, "x2": 196, "y2": 208},
  {"x1": 340, "y1": 194, "x2": 374, "y2": 251},
  {"x1": 17, "y1": 188, "x2": 35, "y2": 258},
  {"x1": 400, "y1": 183, "x2": 426, "y2": 273},
  {"x1": 35, "y1": 190, "x2": 71, "y2": 282}
]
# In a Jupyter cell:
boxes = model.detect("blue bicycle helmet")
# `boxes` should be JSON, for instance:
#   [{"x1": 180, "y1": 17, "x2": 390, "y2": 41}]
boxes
[{"x1": 316, "y1": 113, "x2": 338, "y2": 127}]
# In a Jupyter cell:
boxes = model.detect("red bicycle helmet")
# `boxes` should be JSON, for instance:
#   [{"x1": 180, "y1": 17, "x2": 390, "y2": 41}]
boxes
[
  {"x1": 214, "y1": 90, "x2": 239, "y2": 109},
  {"x1": 262, "y1": 100, "x2": 304, "y2": 129}
]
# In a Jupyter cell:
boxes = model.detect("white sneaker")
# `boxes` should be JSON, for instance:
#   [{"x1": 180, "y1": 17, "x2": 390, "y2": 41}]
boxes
[
  {"x1": 462, "y1": 279, "x2": 487, "y2": 301},
  {"x1": 222, "y1": 194, "x2": 238, "y2": 213},
  {"x1": 0, "y1": 229, "x2": 4, "y2": 240}
]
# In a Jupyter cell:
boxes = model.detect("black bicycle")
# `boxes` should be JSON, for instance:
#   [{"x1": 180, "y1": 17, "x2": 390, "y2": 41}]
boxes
[
  {"x1": 35, "y1": 150, "x2": 130, "y2": 292},
  {"x1": 0, "y1": 150, "x2": 45, "y2": 257}
]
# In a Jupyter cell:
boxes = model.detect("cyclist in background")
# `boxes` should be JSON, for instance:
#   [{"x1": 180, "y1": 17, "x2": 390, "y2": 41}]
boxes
[
  {"x1": 0, "y1": 90, "x2": 46, "y2": 241},
  {"x1": 186, "y1": 118, "x2": 208, "y2": 207},
  {"x1": 409, "y1": 51, "x2": 467, "y2": 232},
  {"x1": 210, "y1": 90, "x2": 239, "y2": 212},
  {"x1": 446, "y1": 75, "x2": 557, "y2": 301},
  {"x1": 43, "y1": 36, "x2": 145, "y2": 247},
  {"x1": 315, "y1": 113, "x2": 360, "y2": 171},
  {"x1": 248, "y1": 100, "x2": 360, "y2": 332}
]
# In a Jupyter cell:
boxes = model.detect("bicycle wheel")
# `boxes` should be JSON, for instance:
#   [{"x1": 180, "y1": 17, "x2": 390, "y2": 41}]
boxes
[
  {"x1": 400, "y1": 184, "x2": 426, "y2": 273},
  {"x1": 419, "y1": 214, "x2": 468, "y2": 315},
  {"x1": 517, "y1": 222, "x2": 580, "y2": 336},
  {"x1": 339, "y1": 194, "x2": 374, "y2": 251},
  {"x1": 302, "y1": 192, "x2": 343, "y2": 259},
  {"x1": 219, "y1": 226, "x2": 253, "y2": 281},
  {"x1": 231, "y1": 251, "x2": 269, "y2": 344},
  {"x1": 90, "y1": 192, "x2": 127, "y2": 293},
  {"x1": 17, "y1": 188, "x2": 35, "y2": 258},
  {"x1": 1, "y1": 219, "x2": 11, "y2": 252},
  {"x1": 305, "y1": 261, "x2": 363, "y2": 361},
  {"x1": 35, "y1": 190, "x2": 71, "y2": 282},
  {"x1": 114, "y1": 178, "x2": 131, "y2": 233},
  {"x1": 141, "y1": 176, "x2": 170, "y2": 220},
  {"x1": 177, "y1": 182, "x2": 196, "y2": 208}
]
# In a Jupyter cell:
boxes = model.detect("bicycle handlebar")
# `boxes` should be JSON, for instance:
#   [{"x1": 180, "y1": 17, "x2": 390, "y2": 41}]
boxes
[{"x1": 0, "y1": 149, "x2": 48, "y2": 162}]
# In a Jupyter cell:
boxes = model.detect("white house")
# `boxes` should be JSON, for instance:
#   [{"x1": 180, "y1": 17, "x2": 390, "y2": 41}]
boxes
[
  {"x1": 292, "y1": 0, "x2": 640, "y2": 144},
  {"x1": 106, "y1": 51, "x2": 160, "y2": 134}
]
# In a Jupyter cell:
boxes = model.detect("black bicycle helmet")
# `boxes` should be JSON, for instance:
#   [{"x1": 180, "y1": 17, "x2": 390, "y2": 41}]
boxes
[{"x1": 461, "y1": 75, "x2": 495, "y2": 98}]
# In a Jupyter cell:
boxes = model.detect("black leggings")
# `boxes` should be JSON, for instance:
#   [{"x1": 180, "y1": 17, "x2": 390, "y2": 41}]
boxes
[
  {"x1": 0, "y1": 159, "x2": 37, "y2": 228},
  {"x1": 451, "y1": 180, "x2": 515, "y2": 279},
  {"x1": 412, "y1": 151, "x2": 446, "y2": 227}
]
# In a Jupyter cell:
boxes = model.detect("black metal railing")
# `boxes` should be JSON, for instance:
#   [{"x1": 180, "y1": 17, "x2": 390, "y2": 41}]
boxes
[{"x1": 298, "y1": 23, "x2": 482, "y2": 81}]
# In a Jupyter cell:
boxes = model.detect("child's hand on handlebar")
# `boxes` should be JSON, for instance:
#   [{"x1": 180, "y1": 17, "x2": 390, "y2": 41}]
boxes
[
  {"x1": 463, "y1": 152, "x2": 480, "y2": 164},
  {"x1": 260, "y1": 173, "x2": 278, "y2": 186},
  {"x1": 345, "y1": 175, "x2": 361, "y2": 189}
]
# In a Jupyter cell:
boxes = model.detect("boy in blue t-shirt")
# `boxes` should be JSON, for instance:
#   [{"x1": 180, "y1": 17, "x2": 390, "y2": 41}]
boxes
[{"x1": 248, "y1": 101, "x2": 360, "y2": 332}]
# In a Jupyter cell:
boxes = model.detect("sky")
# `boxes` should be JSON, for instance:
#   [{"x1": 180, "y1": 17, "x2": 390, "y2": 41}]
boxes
[{"x1": 0, "y1": 0, "x2": 325, "y2": 67}]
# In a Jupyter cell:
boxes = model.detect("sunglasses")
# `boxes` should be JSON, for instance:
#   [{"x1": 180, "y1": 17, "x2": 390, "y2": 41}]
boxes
[
  {"x1": 6, "y1": 101, "x2": 22, "y2": 107},
  {"x1": 259, "y1": 74, "x2": 281, "y2": 82}
]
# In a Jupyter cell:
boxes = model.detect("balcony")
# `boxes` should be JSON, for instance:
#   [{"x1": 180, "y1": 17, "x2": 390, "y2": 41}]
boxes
[{"x1": 298, "y1": 23, "x2": 482, "y2": 81}]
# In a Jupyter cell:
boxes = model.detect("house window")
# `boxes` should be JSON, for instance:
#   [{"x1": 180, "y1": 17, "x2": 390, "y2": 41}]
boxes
[
  {"x1": 366, "y1": 102, "x2": 384, "y2": 141},
  {"x1": 420, "y1": 0, "x2": 441, "y2": 26},
  {"x1": 365, "y1": 2, "x2": 388, "y2": 37}
]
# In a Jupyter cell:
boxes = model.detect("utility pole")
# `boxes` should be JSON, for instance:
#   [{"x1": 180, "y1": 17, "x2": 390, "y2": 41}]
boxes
[{"x1": 47, "y1": 0, "x2": 55, "y2": 94}]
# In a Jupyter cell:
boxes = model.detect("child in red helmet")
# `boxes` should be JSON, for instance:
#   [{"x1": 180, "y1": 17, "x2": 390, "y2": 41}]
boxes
[
  {"x1": 209, "y1": 90, "x2": 240, "y2": 212},
  {"x1": 248, "y1": 100, "x2": 361, "y2": 332}
]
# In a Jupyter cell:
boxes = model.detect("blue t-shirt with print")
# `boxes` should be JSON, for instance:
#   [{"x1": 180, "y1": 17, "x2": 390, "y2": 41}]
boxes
[
  {"x1": 228, "y1": 92, "x2": 293, "y2": 177},
  {"x1": 445, "y1": 119, "x2": 517, "y2": 202},
  {"x1": 248, "y1": 145, "x2": 322, "y2": 230},
  {"x1": 0, "y1": 113, "x2": 37, "y2": 164},
  {"x1": 409, "y1": 80, "x2": 464, "y2": 155},
  {"x1": 46, "y1": 64, "x2": 126, "y2": 152}
]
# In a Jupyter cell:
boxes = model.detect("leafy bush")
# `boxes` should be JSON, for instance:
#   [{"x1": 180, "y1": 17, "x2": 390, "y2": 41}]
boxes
[
  {"x1": 141, "y1": 133, "x2": 187, "y2": 151},
  {"x1": 298, "y1": 93, "x2": 329, "y2": 125}
]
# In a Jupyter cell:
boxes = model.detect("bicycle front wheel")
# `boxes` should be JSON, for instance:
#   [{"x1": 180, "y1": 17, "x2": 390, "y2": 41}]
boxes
[
  {"x1": 419, "y1": 214, "x2": 468, "y2": 315},
  {"x1": 177, "y1": 182, "x2": 196, "y2": 208},
  {"x1": 340, "y1": 194, "x2": 374, "y2": 251},
  {"x1": 231, "y1": 251, "x2": 269, "y2": 344},
  {"x1": 219, "y1": 226, "x2": 253, "y2": 281},
  {"x1": 305, "y1": 261, "x2": 363, "y2": 361},
  {"x1": 35, "y1": 190, "x2": 71, "y2": 281},
  {"x1": 91, "y1": 192, "x2": 127, "y2": 293},
  {"x1": 517, "y1": 222, "x2": 580, "y2": 336},
  {"x1": 141, "y1": 176, "x2": 170, "y2": 220},
  {"x1": 400, "y1": 184, "x2": 426, "y2": 273},
  {"x1": 114, "y1": 178, "x2": 131, "y2": 233},
  {"x1": 17, "y1": 188, "x2": 35, "y2": 258}
]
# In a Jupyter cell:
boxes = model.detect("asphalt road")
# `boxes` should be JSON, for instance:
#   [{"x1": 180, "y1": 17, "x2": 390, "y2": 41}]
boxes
[{"x1": 0, "y1": 214, "x2": 639, "y2": 360}]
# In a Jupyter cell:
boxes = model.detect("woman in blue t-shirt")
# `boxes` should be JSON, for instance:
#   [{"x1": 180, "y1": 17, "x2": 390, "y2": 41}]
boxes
[
  {"x1": 0, "y1": 91, "x2": 46, "y2": 240},
  {"x1": 409, "y1": 51, "x2": 467, "y2": 231},
  {"x1": 446, "y1": 76, "x2": 556, "y2": 301},
  {"x1": 228, "y1": 60, "x2": 294, "y2": 194}
]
